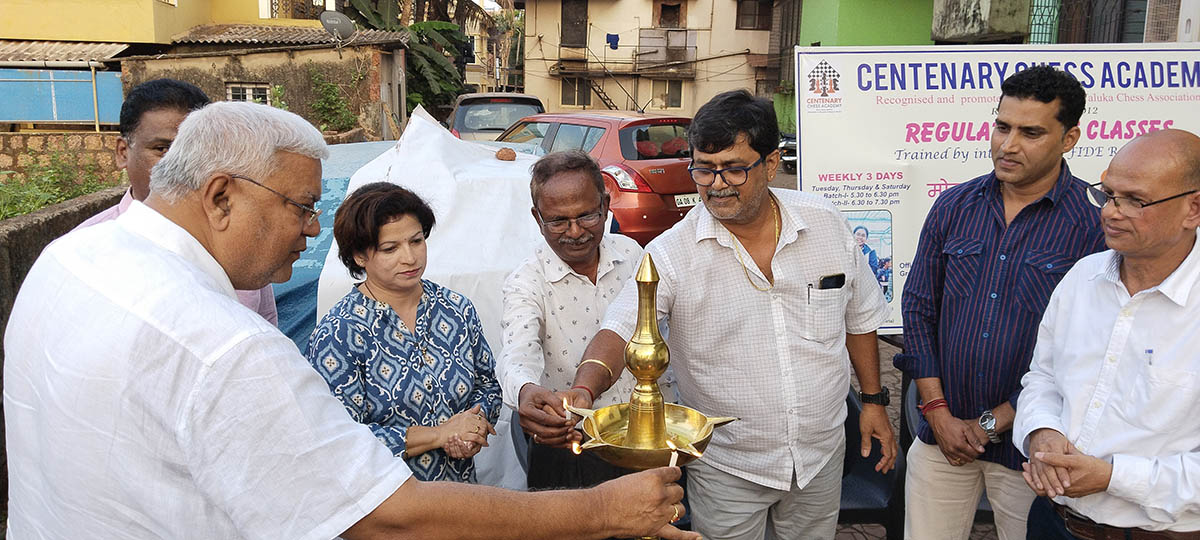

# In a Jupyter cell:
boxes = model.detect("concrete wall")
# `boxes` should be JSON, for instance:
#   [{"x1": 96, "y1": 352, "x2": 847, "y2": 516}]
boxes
[
  {"x1": 0, "y1": 132, "x2": 123, "y2": 182},
  {"x1": 2, "y1": 0, "x2": 320, "y2": 45},
  {"x1": 523, "y1": 0, "x2": 771, "y2": 116},
  {"x1": 932, "y1": 0, "x2": 1030, "y2": 42},
  {"x1": 800, "y1": 0, "x2": 934, "y2": 46},
  {"x1": 123, "y1": 47, "x2": 387, "y2": 139},
  {"x1": 0, "y1": 185, "x2": 126, "y2": 512}
]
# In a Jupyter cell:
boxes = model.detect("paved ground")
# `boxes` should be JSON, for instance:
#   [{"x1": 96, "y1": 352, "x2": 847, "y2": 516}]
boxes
[{"x1": 775, "y1": 170, "x2": 999, "y2": 539}]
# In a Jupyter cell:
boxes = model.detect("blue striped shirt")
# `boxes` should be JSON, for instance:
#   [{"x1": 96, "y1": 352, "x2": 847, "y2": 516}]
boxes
[{"x1": 895, "y1": 160, "x2": 1105, "y2": 470}]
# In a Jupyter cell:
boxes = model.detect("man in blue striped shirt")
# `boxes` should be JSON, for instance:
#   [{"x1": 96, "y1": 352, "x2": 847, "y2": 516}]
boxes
[{"x1": 896, "y1": 66, "x2": 1107, "y2": 540}]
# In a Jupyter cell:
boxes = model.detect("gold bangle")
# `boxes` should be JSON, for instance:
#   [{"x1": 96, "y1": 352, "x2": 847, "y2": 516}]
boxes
[{"x1": 579, "y1": 358, "x2": 614, "y2": 381}]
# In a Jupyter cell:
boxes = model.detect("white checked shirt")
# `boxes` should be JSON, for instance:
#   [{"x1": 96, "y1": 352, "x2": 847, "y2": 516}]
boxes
[
  {"x1": 1014, "y1": 233, "x2": 1200, "y2": 532},
  {"x1": 4, "y1": 202, "x2": 411, "y2": 539},
  {"x1": 602, "y1": 188, "x2": 889, "y2": 490},
  {"x1": 498, "y1": 234, "x2": 645, "y2": 409}
]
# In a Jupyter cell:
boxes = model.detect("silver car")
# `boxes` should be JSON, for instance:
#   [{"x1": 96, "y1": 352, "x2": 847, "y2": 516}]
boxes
[{"x1": 446, "y1": 93, "x2": 545, "y2": 141}]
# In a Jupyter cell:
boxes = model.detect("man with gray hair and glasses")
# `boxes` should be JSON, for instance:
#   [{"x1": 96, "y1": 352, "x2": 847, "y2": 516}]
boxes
[
  {"x1": 4, "y1": 102, "x2": 697, "y2": 540},
  {"x1": 498, "y1": 150, "x2": 653, "y2": 492},
  {"x1": 1014, "y1": 128, "x2": 1200, "y2": 538}
]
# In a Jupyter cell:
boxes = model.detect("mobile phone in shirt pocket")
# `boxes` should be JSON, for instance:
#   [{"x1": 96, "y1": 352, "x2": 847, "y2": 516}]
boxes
[
  {"x1": 942, "y1": 238, "x2": 983, "y2": 298},
  {"x1": 801, "y1": 281, "x2": 849, "y2": 343}
]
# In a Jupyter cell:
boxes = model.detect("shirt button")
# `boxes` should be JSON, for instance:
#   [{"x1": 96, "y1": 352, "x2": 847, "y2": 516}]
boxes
[
  {"x1": 982, "y1": 332, "x2": 990, "y2": 338},
  {"x1": 1092, "y1": 401, "x2": 1101, "y2": 409},
  {"x1": 788, "y1": 408, "x2": 798, "y2": 415},
  {"x1": 999, "y1": 254, "x2": 1007, "y2": 261},
  {"x1": 1045, "y1": 263, "x2": 1054, "y2": 269},
  {"x1": 1107, "y1": 355, "x2": 1116, "y2": 363},
  {"x1": 957, "y1": 249, "x2": 964, "y2": 254},
  {"x1": 990, "y1": 292, "x2": 998, "y2": 299}
]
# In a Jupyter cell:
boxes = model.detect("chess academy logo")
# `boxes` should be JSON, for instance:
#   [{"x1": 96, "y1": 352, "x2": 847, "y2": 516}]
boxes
[{"x1": 805, "y1": 60, "x2": 843, "y2": 114}]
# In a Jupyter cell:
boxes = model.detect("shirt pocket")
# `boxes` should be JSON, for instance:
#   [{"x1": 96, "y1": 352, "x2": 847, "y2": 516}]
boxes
[
  {"x1": 1121, "y1": 364, "x2": 1200, "y2": 433},
  {"x1": 801, "y1": 286, "x2": 850, "y2": 343},
  {"x1": 942, "y1": 238, "x2": 983, "y2": 298},
  {"x1": 1016, "y1": 250, "x2": 1073, "y2": 314}
]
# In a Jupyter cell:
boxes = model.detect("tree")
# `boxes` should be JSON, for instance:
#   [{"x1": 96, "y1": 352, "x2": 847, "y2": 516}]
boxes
[{"x1": 345, "y1": 0, "x2": 469, "y2": 116}]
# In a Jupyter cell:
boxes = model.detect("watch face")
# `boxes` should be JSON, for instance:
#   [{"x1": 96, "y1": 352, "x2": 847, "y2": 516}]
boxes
[{"x1": 980, "y1": 413, "x2": 996, "y2": 430}]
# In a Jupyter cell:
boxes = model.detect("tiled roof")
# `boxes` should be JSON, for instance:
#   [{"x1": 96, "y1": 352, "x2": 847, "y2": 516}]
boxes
[
  {"x1": 0, "y1": 40, "x2": 128, "y2": 62},
  {"x1": 172, "y1": 24, "x2": 408, "y2": 47}
]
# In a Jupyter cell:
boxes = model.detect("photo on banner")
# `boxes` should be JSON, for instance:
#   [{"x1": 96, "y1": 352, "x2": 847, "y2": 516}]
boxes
[
  {"x1": 795, "y1": 43, "x2": 1200, "y2": 334},
  {"x1": 846, "y1": 210, "x2": 893, "y2": 303}
]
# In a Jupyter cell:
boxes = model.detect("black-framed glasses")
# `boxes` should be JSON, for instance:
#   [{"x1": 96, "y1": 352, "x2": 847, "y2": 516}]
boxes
[
  {"x1": 1086, "y1": 182, "x2": 1197, "y2": 219},
  {"x1": 688, "y1": 155, "x2": 764, "y2": 187},
  {"x1": 230, "y1": 174, "x2": 322, "y2": 227},
  {"x1": 535, "y1": 209, "x2": 604, "y2": 234}
]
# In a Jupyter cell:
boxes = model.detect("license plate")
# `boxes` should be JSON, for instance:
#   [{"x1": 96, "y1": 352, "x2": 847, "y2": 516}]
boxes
[{"x1": 674, "y1": 193, "x2": 701, "y2": 207}]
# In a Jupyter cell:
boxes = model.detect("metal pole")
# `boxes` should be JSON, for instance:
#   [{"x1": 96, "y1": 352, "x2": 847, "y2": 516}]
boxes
[{"x1": 90, "y1": 65, "x2": 100, "y2": 132}]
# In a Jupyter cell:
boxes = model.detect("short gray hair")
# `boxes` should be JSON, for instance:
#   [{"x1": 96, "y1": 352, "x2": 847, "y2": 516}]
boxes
[
  {"x1": 529, "y1": 150, "x2": 605, "y2": 208},
  {"x1": 150, "y1": 101, "x2": 329, "y2": 202}
]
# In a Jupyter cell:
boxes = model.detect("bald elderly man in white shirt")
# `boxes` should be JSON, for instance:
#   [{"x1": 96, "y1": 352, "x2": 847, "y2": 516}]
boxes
[{"x1": 1014, "y1": 129, "x2": 1200, "y2": 539}]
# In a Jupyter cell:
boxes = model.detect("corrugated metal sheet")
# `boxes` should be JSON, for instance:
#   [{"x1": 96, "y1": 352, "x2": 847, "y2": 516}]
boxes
[
  {"x1": 172, "y1": 24, "x2": 408, "y2": 47},
  {"x1": 0, "y1": 40, "x2": 128, "y2": 62}
]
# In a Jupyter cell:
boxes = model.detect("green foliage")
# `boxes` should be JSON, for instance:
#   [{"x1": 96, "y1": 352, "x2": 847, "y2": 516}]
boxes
[
  {"x1": 341, "y1": 1, "x2": 468, "y2": 115},
  {"x1": 270, "y1": 85, "x2": 289, "y2": 111},
  {"x1": 309, "y1": 67, "x2": 359, "y2": 132},
  {"x1": 0, "y1": 152, "x2": 119, "y2": 220}
]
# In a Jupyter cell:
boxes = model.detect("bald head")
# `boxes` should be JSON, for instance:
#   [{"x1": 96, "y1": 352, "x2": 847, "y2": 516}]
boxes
[{"x1": 1112, "y1": 129, "x2": 1200, "y2": 191}]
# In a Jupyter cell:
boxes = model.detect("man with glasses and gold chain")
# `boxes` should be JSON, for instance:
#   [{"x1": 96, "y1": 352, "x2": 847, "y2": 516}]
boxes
[
  {"x1": 1014, "y1": 129, "x2": 1200, "y2": 539},
  {"x1": 498, "y1": 150, "x2": 662, "y2": 493},
  {"x1": 563, "y1": 90, "x2": 896, "y2": 540}
]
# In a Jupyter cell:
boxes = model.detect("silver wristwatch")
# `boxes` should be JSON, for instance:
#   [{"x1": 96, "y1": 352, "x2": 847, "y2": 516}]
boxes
[{"x1": 978, "y1": 410, "x2": 1002, "y2": 444}]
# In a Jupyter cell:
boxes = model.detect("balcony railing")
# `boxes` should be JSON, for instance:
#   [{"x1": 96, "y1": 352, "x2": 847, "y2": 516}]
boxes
[
  {"x1": 550, "y1": 28, "x2": 697, "y2": 79},
  {"x1": 271, "y1": 0, "x2": 325, "y2": 19}
]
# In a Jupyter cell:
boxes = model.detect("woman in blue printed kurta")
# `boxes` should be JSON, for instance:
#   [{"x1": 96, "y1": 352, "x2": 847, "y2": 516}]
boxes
[{"x1": 307, "y1": 182, "x2": 501, "y2": 482}]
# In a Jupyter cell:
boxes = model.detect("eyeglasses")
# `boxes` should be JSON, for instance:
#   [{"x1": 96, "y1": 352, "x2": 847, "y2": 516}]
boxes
[
  {"x1": 230, "y1": 174, "x2": 322, "y2": 227},
  {"x1": 688, "y1": 156, "x2": 765, "y2": 187},
  {"x1": 536, "y1": 209, "x2": 604, "y2": 234},
  {"x1": 1086, "y1": 181, "x2": 1197, "y2": 219}
]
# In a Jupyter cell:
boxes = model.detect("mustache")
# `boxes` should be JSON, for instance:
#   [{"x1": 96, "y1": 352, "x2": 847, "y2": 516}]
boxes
[
  {"x1": 558, "y1": 233, "x2": 594, "y2": 246},
  {"x1": 706, "y1": 187, "x2": 739, "y2": 198}
]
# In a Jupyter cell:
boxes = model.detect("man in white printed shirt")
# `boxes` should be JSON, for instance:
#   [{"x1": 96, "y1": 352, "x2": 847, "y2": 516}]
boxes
[
  {"x1": 1014, "y1": 129, "x2": 1200, "y2": 538},
  {"x1": 499, "y1": 150, "x2": 648, "y2": 489},
  {"x1": 565, "y1": 90, "x2": 897, "y2": 540},
  {"x1": 4, "y1": 101, "x2": 699, "y2": 540}
]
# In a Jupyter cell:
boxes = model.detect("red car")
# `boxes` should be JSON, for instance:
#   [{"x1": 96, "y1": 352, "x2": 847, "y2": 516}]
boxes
[{"x1": 496, "y1": 111, "x2": 698, "y2": 246}]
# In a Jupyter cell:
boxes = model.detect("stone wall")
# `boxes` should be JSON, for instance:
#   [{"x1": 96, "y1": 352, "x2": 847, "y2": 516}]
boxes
[
  {"x1": 0, "y1": 184, "x2": 126, "y2": 513},
  {"x1": 0, "y1": 132, "x2": 123, "y2": 182}
]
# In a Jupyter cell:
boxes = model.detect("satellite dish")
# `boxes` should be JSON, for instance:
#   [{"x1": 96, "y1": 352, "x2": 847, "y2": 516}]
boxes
[{"x1": 320, "y1": 11, "x2": 358, "y2": 41}]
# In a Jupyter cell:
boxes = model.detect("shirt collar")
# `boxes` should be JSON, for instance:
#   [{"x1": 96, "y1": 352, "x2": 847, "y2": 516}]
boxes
[
  {"x1": 1093, "y1": 231, "x2": 1200, "y2": 307},
  {"x1": 117, "y1": 201, "x2": 237, "y2": 300},
  {"x1": 117, "y1": 188, "x2": 136, "y2": 214},
  {"x1": 983, "y1": 159, "x2": 1075, "y2": 205},
  {"x1": 694, "y1": 189, "x2": 807, "y2": 247},
  {"x1": 536, "y1": 233, "x2": 626, "y2": 283}
]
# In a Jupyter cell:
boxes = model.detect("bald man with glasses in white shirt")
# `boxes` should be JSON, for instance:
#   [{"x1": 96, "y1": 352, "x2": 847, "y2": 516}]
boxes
[{"x1": 1014, "y1": 129, "x2": 1200, "y2": 539}]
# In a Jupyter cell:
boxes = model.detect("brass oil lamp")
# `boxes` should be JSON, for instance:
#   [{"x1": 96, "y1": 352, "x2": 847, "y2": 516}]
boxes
[{"x1": 567, "y1": 253, "x2": 735, "y2": 500}]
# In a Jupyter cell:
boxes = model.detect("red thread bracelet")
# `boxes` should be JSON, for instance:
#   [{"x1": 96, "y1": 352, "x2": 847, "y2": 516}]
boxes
[
  {"x1": 571, "y1": 385, "x2": 595, "y2": 402},
  {"x1": 919, "y1": 398, "x2": 948, "y2": 416}
]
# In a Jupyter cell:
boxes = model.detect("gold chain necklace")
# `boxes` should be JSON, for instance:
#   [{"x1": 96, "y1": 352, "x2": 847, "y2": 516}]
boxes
[{"x1": 733, "y1": 197, "x2": 781, "y2": 292}]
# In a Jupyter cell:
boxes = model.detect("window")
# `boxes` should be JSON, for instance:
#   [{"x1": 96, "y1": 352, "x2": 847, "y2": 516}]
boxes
[
  {"x1": 561, "y1": 0, "x2": 588, "y2": 47},
  {"x1": 655, "y1": 0, "x2": 684, "y2": 28},
  {"x1": 499, "y1": 122, "x2": 553, "y2": 147},
  {"x1": 551, "y1": 124, "x2": 589, "y2": 152},
  {"x1": 582, "y1": 127, "x2": 605, "y2": 151},
  {"x1": 226, "y1": 82, "x2": 269, "y2": 104},
  {"x1": 619, "y1": 123, "x2": 690, "y2": 160},
  {"x1": 561, "y1": 77, "x2": 591, "y2": 107},
  {"x1": 652, "y1": 80, "x2": 683, "y2": 108},
  {"x1": 736, "y1": 0, "x2": 772, "y2": 30}
]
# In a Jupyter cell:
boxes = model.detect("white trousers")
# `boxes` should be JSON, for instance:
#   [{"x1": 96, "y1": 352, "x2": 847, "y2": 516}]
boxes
[
  {"x1": 904, "y1": 439, "x2": 1036, "y2": 540},
  {"x1": 687, "y1": 435, "x2": 845, "y2": 540}
]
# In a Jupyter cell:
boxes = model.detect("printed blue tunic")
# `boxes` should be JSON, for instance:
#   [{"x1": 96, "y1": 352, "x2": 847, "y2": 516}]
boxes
[{"x1": 307, "y1": 280, "x2": 501, "y2": 482}]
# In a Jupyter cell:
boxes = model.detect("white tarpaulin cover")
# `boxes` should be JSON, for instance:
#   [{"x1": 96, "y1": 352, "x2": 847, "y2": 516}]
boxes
[{"x1": 317, "y1": 107, "x2": 546, "y2": 490}]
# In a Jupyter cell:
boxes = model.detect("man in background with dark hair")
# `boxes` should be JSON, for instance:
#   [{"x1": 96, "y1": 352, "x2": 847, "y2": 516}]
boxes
[
  {"x1": 566, "y1": 90, "x2": 895, "y2": 540},
  {"x1": 77, "y1": 78, "x2": 279, "y2": 325},
  {"x1": 896, "y1": 65, "x2": 1106, "y2": 539}
]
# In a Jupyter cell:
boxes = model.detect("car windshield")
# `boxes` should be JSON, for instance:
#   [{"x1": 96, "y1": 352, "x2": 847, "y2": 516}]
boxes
[
  {"x1": 456, "y1": 102, "x2": 543, "y2": 131},
  {"x1": 618, "y1": 123, "x2": 690, "y2": 160}
]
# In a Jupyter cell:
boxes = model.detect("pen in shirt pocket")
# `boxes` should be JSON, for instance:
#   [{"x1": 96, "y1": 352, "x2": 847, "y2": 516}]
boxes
[
  {"x1": 807, "y1": 283, "x2": 812, "y2": 304},
  {"x1": 1145, "y1": 348, "x2": 1154, "y2": 365}
]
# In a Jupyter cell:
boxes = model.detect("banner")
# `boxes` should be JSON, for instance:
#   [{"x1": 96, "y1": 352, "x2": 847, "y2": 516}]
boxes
[{"x1": 795, "y1": 43, "x2": 1200, "y2": 334}]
